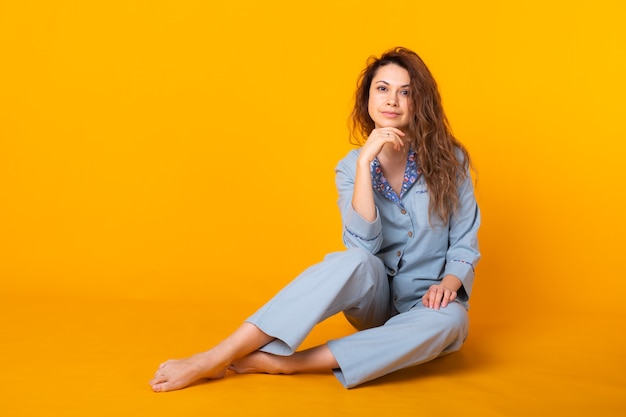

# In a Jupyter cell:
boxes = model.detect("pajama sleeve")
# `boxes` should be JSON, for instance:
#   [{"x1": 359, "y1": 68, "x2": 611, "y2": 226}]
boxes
[
  {"x1": 335, "y1": 152, "x2": 384, "y2": 255},
  {"x1": 443, "y1": 165, "x2": 481, "y2": 299}
]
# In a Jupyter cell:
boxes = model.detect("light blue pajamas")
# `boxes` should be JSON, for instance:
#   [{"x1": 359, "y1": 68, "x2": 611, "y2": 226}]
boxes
[{"x1": 246, "y1": 148, "x2": 480, "y2": 388}]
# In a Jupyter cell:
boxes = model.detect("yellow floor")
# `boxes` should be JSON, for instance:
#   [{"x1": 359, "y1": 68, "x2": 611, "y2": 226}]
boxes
[
  {"x1": 1, "y1": 1, "x2": 624, "y2": 416},
  {"x1": 1, "y1": 290, "x2": 624, "y2": 417}
]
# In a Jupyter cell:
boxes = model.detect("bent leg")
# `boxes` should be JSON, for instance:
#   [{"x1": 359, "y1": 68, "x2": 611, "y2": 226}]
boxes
[
  {"x1": 150, "y1": 248, "x2": 393, "y2": 392},
  {"x1": 327, "y1": 301, "x2": 469, "y2": 388},
  {"x1": 248, "y1": 248, "x2": 394, "y2": 356}
]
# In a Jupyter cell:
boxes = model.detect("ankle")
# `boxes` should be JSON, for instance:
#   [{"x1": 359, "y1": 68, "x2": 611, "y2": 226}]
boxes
[{"x1": 191, "y1": 349, "x2": 230, "y2": 371}]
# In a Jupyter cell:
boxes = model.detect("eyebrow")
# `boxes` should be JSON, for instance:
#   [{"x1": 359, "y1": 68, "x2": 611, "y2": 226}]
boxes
[{"x1": 374, "y1": 80, "x2": 411, "y2": 88}]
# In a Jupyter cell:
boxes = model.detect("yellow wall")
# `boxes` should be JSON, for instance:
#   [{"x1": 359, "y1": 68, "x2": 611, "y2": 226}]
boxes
[{"x1": 1, "y1": 0, "x2": 625, "y2": 324}]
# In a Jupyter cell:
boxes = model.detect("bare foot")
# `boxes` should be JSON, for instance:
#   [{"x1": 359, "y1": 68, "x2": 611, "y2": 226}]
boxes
[
  {"x1": 229, "y1": 351, "x2": 294, "y2": 375},
  {"x1": 149, "y1": 351, "x2": 229, "y2": 392}
]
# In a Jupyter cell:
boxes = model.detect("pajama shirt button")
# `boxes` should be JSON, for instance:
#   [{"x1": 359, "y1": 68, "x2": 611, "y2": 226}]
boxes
[
  {"x1": 408, "y1": 231, "x2": 413, "y2": 237},
  {"x1": 400, "y1": 209, "x2": 407, "y2": 214},
  {"x1": 396, "y1": 251, "x2": 401, "y2": 256}
]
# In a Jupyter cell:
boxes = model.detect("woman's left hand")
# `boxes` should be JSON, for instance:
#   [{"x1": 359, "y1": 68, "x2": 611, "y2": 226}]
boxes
[{"x1": 422, "y1": 283, "x2": 457, "y2": 310}]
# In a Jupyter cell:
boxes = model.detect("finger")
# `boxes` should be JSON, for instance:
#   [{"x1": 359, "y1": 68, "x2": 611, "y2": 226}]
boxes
[
  {"x1": 381, "y1": 130, "x2": 396, "y2": 149},
  {"x1": 390, "y1": 135, "x2": 406, "y2": 151},
  {"x1": 429, "y1": 292, "x2": 437, "y2": 309},
  {"x1": 378, "y1": 129, "x2": 403, "y2": 141},
  {"x1": 364, "y1": 130, "x2": 399, "y2": 154},
  {"x1": 424, "y1": 288, "x2": 437, "y2": 308},
  {"x1": 379, "y1": 131, "x2": 404, "y2": 151},
  {"x1": 434, "y1": 288, "x2": 443, "y2": 310},
  {"x1": 442, "y1": 289, "x2": 458, "y2": 308},
  {"x1": 426, "y1": 286, "x2": 440, "y2": 310},
  {"x1": 385, "y1": 127, "x2": 406, "y2": 136},
  {"x1": 380, "y1": 130, "x2": 396, "y2": 141},
  {"x1": 444, "y1": 290, "x2": 457, "y2": 308},
  {"x1": 441, "y1": 290, "x2": 450, "y2": 308},
  {"x1": 426, "y1": 288, "x2": 437, "y2": 308}
]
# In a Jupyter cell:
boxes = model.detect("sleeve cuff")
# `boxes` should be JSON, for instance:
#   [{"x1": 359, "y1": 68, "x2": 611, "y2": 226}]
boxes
[
  {"x1": 345, "y1": 205, "x2": 382, "y2": 242},
  {"x1": 444, "y1": 260, "x2": 475, "y2": 298}
]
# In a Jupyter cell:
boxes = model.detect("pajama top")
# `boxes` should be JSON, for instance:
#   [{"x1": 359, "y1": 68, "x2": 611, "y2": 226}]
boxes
[{"x1": 334, "y1": 148, "x2": 481, "y2": 313}]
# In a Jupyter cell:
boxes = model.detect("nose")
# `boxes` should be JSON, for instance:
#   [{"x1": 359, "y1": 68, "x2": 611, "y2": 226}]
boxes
[{"x1": 387, "y1": 93, "x2": 399, "y2": 106}]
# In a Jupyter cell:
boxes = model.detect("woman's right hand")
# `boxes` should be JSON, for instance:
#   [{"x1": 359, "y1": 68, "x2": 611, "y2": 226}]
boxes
[
  {"x1": 357, "y1": 127, "x2": 407, "y2": 165},
  {"x1": 351, "y1": 127, "x2": 406, "y2": 222}
]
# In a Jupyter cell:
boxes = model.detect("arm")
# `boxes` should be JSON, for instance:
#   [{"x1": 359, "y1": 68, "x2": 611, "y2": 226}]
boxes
[
  {"x1": 352, "y1": 127, "x2": 406, "y2": 221},
  {"x1": 335, "y1": 155, "x2": 383, "y2": 253},
  {"x1": 351, "y1": 152, "x2": 378, "y2": 221},
  {"x1": 335, "y1": 127, "x2": 407, "y2": 252},
  {"x1": 423, "y1": 164, "x2": 481, "y2": 310}
]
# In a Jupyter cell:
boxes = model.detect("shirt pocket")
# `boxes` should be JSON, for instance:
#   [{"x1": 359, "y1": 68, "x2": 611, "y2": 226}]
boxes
[{"x1": 410, "y1": 186, "x2": 446, "y2": 229}]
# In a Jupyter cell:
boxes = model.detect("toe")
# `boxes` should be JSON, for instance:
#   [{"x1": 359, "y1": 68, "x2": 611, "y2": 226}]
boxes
[
  {"x1": 150, "y1": 372, "x2": 167, "y2": 386},
  {"x1": 151, "y1": 379, "x2": 182, "y2": 393},
  {"x1": 150, "y1": 376, "x2": 171, "y2": 392}
]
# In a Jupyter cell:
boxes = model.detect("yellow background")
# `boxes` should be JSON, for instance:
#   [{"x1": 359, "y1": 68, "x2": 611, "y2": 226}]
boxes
[{"x1": 1, "y1": 0, "x2": 625, "y2": 416}]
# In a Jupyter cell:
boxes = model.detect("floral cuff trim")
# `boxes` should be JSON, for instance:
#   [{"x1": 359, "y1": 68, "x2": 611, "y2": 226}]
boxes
[{"x1": 450, "y1": 259, "x2": 474, "y2": 272}]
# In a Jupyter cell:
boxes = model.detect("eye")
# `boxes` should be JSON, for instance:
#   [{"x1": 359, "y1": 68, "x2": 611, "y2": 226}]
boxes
[
  {"x1": 377, "y1": 86, "x2": 387, "y2": 92},
  {"x1": 400, "y1": 90, "x2": 410, "y2": 96}
]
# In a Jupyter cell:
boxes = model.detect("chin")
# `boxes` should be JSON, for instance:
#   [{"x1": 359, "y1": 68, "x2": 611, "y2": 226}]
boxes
[{"x1": 377, "y1": 122, "x2": 405, "y2": 129}]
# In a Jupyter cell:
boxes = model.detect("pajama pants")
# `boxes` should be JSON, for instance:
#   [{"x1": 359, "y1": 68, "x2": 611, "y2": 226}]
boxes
[{"x1": 246, "y1": 247, "x2": 469, "y2": 388}]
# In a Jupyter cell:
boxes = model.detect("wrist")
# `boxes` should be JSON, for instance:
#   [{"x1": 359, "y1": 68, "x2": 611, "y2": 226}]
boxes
[
  {"x1": 356, "y1": 155, "x2": 373, "y2": 168},
  {"x1": 441, "y1": 275, "x2": 462, "y2": 292}
]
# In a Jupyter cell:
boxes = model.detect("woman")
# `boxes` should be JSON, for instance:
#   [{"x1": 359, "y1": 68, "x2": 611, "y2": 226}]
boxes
[{"x1": 150, "y1": 47, "x2": 480, "y2": 391}]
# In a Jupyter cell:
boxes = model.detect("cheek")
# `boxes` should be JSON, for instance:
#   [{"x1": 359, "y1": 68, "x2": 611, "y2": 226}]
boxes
[
  {"x1": 404, "y1": 99, "x2": 414, "y2": 116},
  {"x1": 402, "y1": 97, "x2": 412, "y2": 109},
  {"x1": 367, "y1": 98, "x2": 377, "y2": 117}
]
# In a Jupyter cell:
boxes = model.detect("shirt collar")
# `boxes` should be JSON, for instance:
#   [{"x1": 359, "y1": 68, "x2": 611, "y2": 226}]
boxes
[{"x1": 371, "y1": 149, "x2": 419, "y2": 205}]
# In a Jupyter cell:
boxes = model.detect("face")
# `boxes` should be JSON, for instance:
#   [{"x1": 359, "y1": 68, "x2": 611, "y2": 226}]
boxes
[{"x1": 367, "y1": 63, "x2": 412, "y2": 131}]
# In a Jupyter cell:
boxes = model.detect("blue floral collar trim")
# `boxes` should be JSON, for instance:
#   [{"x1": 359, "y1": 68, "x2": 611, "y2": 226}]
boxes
[{"x1": 371, "y1": 149, "x2": 420, "y2": 206}]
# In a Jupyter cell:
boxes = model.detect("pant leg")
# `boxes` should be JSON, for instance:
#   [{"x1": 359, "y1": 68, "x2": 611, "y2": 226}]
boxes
[
  {"x1": 327, "y1": 300, "x2": 469, "y2": 388},
  {"x1": 246, "y1": 248, "x2": 394, "y2": 355}
]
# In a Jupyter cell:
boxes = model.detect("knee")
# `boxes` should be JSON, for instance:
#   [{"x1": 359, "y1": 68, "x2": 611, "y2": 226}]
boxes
[
  {"x1": 440, "y1": 302, "x2": 468, "y2": 328},
  {"x1": 405, "y1": 302, "x2": 468, "y2": 346},
  {"x1": 343, "y1": 248, "x2": 384, "y2": 271},
  {"x1": 322, "y1": 248, "x2": 386, "y2": 290},
  {"x1": 438, "y1": 303, "x2": 469, "y2": 349},
  {"x1": 345, "y1": 248, "x2": 386, "y2": 280}
]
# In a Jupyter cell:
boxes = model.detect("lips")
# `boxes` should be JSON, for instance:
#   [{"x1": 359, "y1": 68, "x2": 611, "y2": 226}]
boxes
[{"x1": 382, "y1": 111, "x2": 401, "y2": 118}]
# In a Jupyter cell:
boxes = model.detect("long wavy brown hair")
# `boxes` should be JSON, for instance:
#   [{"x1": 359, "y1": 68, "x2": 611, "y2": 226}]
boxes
[{"x1": 350, "y1": 47, "x2": 472, "y2": 225}]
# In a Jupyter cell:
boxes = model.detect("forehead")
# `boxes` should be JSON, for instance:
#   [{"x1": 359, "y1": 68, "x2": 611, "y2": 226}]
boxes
[{"x1": 372, "y1": 63, "x2": 410, "y2": 84}]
